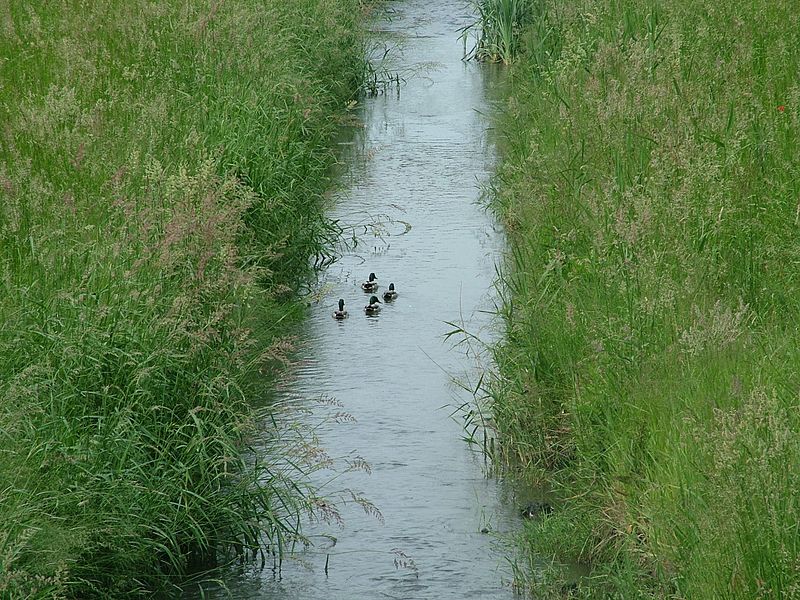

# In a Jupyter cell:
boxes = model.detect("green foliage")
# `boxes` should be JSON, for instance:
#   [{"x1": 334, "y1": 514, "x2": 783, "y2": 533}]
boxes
[
  {"x1": 0, "y1": 0, "x2": 365, "y2": 597},
  {"x1": 462, "y1": 0, "x2": 540, "y2": 64},
  {"x1": 488, "y1": 0, "x2": 800, "y2": 596}
]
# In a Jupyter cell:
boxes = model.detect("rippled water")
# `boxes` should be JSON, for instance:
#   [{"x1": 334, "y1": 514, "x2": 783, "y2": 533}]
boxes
[{"x1": 189, "y1": 1, "x2": 520, "y2": 597}]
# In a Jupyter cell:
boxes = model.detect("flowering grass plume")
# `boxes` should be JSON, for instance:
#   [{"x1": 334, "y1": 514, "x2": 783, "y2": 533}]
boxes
[
  {"x1": 486, "y1": 0, "x2": 800, "y2": 597},
  {"x1": 0, "y1": 0, "x2": 367, "y2": 597}
]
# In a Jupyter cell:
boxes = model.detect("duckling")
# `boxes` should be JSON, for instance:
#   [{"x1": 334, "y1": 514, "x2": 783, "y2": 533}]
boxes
[
  {"x1": 332, "y1": 298, "x2": 348, "y2": 320},
  {"x1": 382, "y1": 282, "x2": 398, "y2": 301},
  {"x1": 361, "y1": 272, "x2": 378, "y2": 292},
  {"x1": 364, "y1": 295, "x2": 382, "y2": 314}
]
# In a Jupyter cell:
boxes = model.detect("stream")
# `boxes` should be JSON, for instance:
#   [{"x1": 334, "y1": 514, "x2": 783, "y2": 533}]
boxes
[{"x1": 190, "y1": 1, "x2": 520, "y2": 597}]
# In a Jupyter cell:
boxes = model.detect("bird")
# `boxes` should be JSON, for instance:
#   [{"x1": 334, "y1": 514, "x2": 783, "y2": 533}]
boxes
[
  {"x1": 382, "y1": 282, "x2": 398, "y2": 301},
  {"x1": 520, "y1": 501, "x2": 553, "y2": 519},
  {"x1": 361, "y1": 272, "x2": 378, "y2": 292},
  {"x1": 332, "y1": 298, "x2": 348, "y2": 320},
  {"x1": 364, "y1": 295, "x2": 382, "y2": 314}
]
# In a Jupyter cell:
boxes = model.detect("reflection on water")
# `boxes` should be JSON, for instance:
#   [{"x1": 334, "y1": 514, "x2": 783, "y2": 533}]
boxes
[{"x1": 188, "y1": 1, "x2": 520, "y2": 597}]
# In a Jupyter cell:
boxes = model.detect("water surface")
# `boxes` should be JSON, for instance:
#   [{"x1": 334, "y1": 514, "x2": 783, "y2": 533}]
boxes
[{"x1": 192, "y1": 1, "x2": 519, "y2": 597}]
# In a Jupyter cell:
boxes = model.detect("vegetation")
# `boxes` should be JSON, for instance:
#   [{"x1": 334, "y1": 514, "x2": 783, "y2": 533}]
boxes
[
  {"x1": 0, "y1": 0, "x2": 366, "y2": 597},
  {"x1": 462, "y1": 0, "x2": 537, "y2": 64},
  {"x1": 487, "y1": 0, "x2": 800, "y2": 597}
]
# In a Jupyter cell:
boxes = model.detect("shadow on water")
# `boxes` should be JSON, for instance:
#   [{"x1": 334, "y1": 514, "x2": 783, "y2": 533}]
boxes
[{"x1": 182, "y1": 1, "x2": 546, "y2": 598}]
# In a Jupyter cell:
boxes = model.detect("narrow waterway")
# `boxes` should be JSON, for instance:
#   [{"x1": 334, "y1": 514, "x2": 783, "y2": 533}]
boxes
[{"x1": 195, "y1": 1, "x2": 519, "y2": 597}]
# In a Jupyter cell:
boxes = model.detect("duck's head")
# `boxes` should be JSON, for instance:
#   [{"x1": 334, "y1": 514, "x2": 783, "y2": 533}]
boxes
[
  {"x1": 369, "y1": 295, "x2": 381, "y2": 305},
  {"x1": 338, "y1": 298, "x2": 345, "y2": 311},
  {"x1": 368, "y1": 272, "x2": 377, "y2": 282},
  {"x1": 388, "y1": 283, "x2": 395, "y2": 291}
]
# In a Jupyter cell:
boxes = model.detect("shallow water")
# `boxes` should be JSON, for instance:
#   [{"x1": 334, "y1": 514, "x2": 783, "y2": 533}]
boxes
[{"x1": 189, "y1": 1, "x2": 521, "y2": 597}]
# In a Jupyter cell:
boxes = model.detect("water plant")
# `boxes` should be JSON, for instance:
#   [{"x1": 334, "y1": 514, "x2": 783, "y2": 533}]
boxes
[
  {"x1": 461, "y1": 0, "x2": 538, "y2": 64},
  {"x1": 361, "y1": 41, "x2": 404, "y2": 97}
]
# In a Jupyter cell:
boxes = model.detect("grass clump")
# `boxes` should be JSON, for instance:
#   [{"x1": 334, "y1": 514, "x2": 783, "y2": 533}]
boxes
[
  {"x1": 487, "y1": 0, "x2": 800, "y2": 597},
  {"x1": 462, "y1": 0, "x2": 539, "y2": 64},
  {"x1": 0, "y1": 0, "x2": 366, "y2": 597}
]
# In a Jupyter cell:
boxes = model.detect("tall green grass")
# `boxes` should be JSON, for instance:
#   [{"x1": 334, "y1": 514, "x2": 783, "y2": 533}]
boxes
[
  {"x1": 488, "y1": 0, "x2": 800, "y2": 597},
  {"x1": 0, "y1": 0, "x2": 366, "y2": 597},
  {"x1": 462, "y1": 0, "x2": 538, "y2": 64}
]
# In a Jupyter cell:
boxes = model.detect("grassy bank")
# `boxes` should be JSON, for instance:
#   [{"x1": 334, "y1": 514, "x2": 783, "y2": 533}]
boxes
[
  {"x1": 0, "y1": 1, "x2": 365, "y2": 597},
  {"x1": 487, "y1": 0, "x2": 800, "y2": 597}
]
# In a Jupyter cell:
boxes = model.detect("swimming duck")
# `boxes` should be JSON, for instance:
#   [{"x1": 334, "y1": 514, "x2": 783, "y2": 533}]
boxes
[
  {"x1": 361, "y1": 272, "x2": 378, "y2": 292},
  {"x1": 332, "y1": 298, "x2": 348, "y2": 320},
  {"x1": 382, "y1": 282, "x2": 398, "y2": 301},
  {"x1": 364, "y1": 295, "x2": 382, "y2": 314}
]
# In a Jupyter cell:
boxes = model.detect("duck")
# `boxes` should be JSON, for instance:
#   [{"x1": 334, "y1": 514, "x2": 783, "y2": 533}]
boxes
[
  {"x1": 382, "y1": 282, "x2": 398, "y2": 301},
  {"x1": 520, "y1": 501, "x2": 553, "y2": 519},
  {"x1": 364, "y1": 295, "x2": 382, "y2": 314},
  {"x1": 361, "y1": 272, "x2": 378, "y2": 292},
  {"x1": 332, "y1": 298, "x2": 348, "y2": 320}
]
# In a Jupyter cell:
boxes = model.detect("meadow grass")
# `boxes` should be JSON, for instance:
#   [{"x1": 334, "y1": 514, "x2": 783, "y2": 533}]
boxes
[
  {"x1": 487, "y1": 0, "x2": 800, "y2": 596},
  {"x1": 0, "y1": 0, "x2": 366, "y2": 597}
]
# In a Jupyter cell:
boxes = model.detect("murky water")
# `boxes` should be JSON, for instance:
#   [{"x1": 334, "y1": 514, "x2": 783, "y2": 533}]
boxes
[{"x1": 190, "y1": 1, "x2": 520, "y2": 598}]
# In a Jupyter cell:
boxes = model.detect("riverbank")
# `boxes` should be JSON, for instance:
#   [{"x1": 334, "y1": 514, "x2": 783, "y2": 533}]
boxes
[
  {"x1": 0, "y1": 1, "x2": 365, "y2": 597},
  {"x1": 489, "y1": 0, "x2": 800, "y2": 597}
]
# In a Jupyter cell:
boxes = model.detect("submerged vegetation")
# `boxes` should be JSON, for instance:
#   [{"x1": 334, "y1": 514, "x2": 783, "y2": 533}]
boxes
[
  {"x1": 0, "y1": 0, "x2": 366, "y2": 596},
  {"x1": 487, "y1": 0, "x2": 800, "y2": 597}
]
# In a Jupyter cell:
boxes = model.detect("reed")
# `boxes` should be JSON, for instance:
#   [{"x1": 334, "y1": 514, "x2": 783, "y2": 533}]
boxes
[
  {"x1": 487, "y1": 0, "x2": 800, "y2": 596},
  {"x1": 462, "y1": 0, "x2": 538, "y2": 64},
  {"x1": 0, "y1": 0, "x2": 366, "y2": 597}
]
